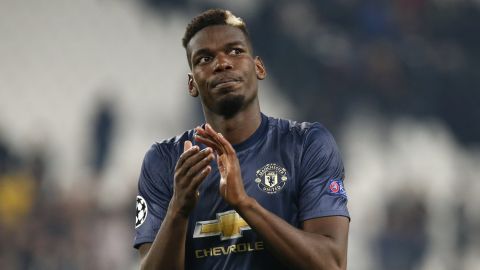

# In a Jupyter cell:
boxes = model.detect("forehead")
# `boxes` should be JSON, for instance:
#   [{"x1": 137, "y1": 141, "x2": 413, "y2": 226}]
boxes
[{"x1": 187, "y1": 25, "x2": 249, "y2": 53}]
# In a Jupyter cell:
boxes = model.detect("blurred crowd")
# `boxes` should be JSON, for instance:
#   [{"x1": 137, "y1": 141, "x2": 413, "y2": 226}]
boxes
[
  {"x1": 145, "y1": 0, "x2": 480, "y2": 144},
  {"x1": 1, "y1": 0, "x2": 479, "y2": 269},
  {"x1": 0, "y1": 102, "x2": 135, "y2": 269}
]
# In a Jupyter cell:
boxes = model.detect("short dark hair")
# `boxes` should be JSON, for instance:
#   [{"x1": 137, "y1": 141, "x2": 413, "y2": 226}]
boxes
[{"x1": 182, "y1": 9, "x2": 250, "y2": 49}]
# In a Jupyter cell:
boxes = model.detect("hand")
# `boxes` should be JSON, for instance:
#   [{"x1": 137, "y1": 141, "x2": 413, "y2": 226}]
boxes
[
  {"x1": 194, "y1": 124, "x2": 249, "y2": 208},
  {"x1": 171, "y1": 140, "x2": 214, "y2": 218}
]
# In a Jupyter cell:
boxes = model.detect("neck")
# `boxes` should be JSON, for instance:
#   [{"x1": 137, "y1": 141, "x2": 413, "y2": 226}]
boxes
[{"x1": 203, "y1": 100, "x2": 261, "y2": 145}]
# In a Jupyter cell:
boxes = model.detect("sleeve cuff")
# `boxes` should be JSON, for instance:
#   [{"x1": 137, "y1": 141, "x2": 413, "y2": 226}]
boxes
[{"x1": 299, "y1": 209, "x2": 350, "y2": 222}]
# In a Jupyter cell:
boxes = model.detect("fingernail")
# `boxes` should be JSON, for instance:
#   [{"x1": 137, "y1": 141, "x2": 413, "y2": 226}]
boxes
[{"x1": 218, "y1": 133, "x2": 223, "y2": 137}]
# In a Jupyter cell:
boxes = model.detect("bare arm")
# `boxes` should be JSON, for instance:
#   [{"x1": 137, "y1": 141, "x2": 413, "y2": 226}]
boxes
[
  {"x1": 195, "y1": 124, "x2": 349, "y2": 270},
  {"x1": 138, "y1": 208, "x2": 189, "y2": 270},
  {"x1": 138, "y1": 141, "x2": 214, "y2": 270},
  {"x1": 236, "y1": 199, "x2": 349, "y2": 269}
]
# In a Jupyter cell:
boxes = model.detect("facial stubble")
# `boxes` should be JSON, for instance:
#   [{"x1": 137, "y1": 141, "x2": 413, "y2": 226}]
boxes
[{"x1": 216, "y1": 94, "x2": 246, "y2": 119}]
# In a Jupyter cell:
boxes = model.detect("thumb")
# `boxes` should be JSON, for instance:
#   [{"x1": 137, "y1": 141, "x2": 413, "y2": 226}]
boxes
[{"x1": 184, "y1": 140, "x2": 193, "y2": 153}]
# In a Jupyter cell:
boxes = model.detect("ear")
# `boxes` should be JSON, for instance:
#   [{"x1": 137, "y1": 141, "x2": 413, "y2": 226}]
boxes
[
  {"x1": 188, "y1": 73, "x2": 199, "y2": 97},
  {"x1": 254, "y1": 56, "x2": 267, "y2": 80}
]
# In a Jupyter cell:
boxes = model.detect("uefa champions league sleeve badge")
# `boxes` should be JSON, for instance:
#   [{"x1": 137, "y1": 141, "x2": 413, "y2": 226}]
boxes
[{"x1": 135, "y1": 196, "x2": 148, "y2": 228}]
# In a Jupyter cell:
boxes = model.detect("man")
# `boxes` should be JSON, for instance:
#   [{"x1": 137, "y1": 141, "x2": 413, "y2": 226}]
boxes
[{"x1": 134, "y1": 9, "x2": 349, "y2": 270}]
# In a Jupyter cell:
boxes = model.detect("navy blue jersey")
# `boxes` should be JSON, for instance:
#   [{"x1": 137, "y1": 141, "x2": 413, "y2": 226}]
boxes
[{"x1": 134, "y1": 114, "x2": 349, "y2": 270}]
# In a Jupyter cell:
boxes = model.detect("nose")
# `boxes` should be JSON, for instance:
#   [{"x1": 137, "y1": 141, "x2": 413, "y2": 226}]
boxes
[{"x1": 213, "y1": 54, "x2": 233, "y2": 73}]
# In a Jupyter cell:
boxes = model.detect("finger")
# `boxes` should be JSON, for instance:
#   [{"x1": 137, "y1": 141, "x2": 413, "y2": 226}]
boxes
[
  {"x1": 176, "y1": 144, "x2": 200, "y2": 169},
  {"x1": 193, "y1": 133, "x2": 215, "y2": 145},
  {"x1": 204, "y1": 123, "x2": 219, "y2": 138},
  {"x1": 184, "y1": 152, "x2": 214, "y2": 180},
  {"x1": 200, "y1": 124, "x2": 234, "y2": 156},
  {"x1": 194, "y1": 126, "x2": 208, "y2": 137},
  {"x1": 202, "y1": 124, "x2": 219, "y2": 141},
  {"x1": 194, "y1": 134, "x2": 223, "y2": 155},
  {"x1": 176, "y1": 147, "x2": 212, "y2": 176},
  {"x1": 205, "y1": 124, "x2": 228, "y2": 154},
  {"x1": 195, "y1": 126, "x2": 224, "y2": 154},
  {"x1": 217, "y1": 153, "x2": 225, "y2": 171},
  {"x1": 184, "y1": 140, "x2": 193, "y2": 153},
  {"x1": 197, "y1": 124, "x2": 220, "y2": 140},
  {"x1": 194, "y1": 126, "x2": 214, "y2": 143},
  {"x1": 189, "y1": 165, "x2": 212, "y2": 192},
  {"x1": 216, "y1": 132, "x2": 236, "y2": 155}
]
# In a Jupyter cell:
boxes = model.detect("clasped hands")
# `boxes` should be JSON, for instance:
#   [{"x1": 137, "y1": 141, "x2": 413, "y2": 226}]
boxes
[{"x1": 171, "y1": 123, "x2": 249, "y2": 218}]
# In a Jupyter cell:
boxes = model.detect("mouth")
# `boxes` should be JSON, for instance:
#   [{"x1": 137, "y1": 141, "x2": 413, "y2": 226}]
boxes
[
  {"x1": 214, "y1": 80, "x2": 240, "y2": 89},
  {"x1": 211, "y1": 77, "x2": 242, "y2": 90}
]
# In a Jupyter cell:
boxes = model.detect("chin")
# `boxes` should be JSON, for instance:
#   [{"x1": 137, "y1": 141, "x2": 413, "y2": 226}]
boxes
[{"x1": 216, "y1": 94, "x2": 245, "y2": 118}]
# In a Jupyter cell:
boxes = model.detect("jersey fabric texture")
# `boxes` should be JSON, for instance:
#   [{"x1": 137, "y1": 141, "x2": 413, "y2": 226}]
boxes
[{"x1": 133, "y1": 113, "x2": 349, "y2": 270}]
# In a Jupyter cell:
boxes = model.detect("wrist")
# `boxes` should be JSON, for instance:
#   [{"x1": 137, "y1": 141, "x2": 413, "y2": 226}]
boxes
[
  {"x1": 167, "y1": 201, "x2": 191, "y2": 220},
  {"x1": 234, "y1": 196, "x2": 256, "y2": 213}
]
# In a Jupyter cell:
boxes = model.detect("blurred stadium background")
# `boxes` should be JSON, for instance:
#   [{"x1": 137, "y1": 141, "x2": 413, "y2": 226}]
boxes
[{"x1": 1, "y1": 0, "x2": 479, "y2": 269}]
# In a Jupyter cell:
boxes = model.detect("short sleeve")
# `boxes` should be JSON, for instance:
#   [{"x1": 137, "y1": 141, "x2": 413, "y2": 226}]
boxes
[
  {"x1": 133, "y1": 144, "x2": 175, "y2": 249},
  {"x1": 298, "y1": 124, "x2": 349, "y2": 222}
]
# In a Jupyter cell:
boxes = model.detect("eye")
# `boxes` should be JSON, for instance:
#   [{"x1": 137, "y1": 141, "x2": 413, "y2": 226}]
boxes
[
  {"x1": 198, "y1": 56, "x2": 212, "y2": 64},
  {"x1": 229, "y1": 48, "x2": 244, "y2": 55}
]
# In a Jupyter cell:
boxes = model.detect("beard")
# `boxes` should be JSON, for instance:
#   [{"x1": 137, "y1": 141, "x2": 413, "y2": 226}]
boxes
[{"x1": 216, "y1": 94, "x2": 245, "y2": 119}]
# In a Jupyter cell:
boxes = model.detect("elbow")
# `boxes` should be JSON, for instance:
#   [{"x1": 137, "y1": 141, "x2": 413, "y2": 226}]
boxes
[
  {"x1": 308, "y1": 244, "x2": 346, "y2": 270},
  {"x1": 324, "y1": 260, "x2": 346, "y2": 270},
  {"x1": 308, "y1": 259, "x2": 344, "y2": 270},
  {"x1": 308, "y1": 259, "x2": 345, "y2": 270}
]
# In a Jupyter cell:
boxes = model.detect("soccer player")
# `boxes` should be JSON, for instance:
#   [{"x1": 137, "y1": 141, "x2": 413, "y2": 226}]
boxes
[{"x1": 134, "y1": 9, "x2": 350, "y2": 270}]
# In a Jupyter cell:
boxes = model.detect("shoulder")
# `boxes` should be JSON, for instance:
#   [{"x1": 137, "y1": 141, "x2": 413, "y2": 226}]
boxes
[
  {"x1": 266, "y1": 115, "x2": 335, "y2": 144},
  {"x1": 143, "y1": 129, "x2": 196, "y2": 168}
]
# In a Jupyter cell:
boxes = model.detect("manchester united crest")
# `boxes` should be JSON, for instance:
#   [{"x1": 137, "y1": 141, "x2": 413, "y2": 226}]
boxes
[{"x1": 255, "y1": 163, "x2": 288, "y2": 194}]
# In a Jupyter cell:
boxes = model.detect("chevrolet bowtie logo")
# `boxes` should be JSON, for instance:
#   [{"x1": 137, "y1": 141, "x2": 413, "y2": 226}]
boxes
[{"x1": 193, "y1": 210, "x2": 251, "y2": 240}]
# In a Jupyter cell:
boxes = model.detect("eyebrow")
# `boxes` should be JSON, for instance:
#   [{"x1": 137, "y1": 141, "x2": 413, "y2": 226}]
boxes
[
  {"x1": 191, "y1": 48, "x2": 212, "y2": 62},
  {"x1": 191, "y1": 41, "x2": 248, "y2": 59},
  {"x1": 224, "y1": 41, "x2": 247, "y2": 48}
]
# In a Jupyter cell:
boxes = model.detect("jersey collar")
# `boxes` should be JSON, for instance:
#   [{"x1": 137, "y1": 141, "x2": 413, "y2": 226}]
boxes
[{"x1": 232, "y1": 113, "x2": 269, "y2": 152}]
